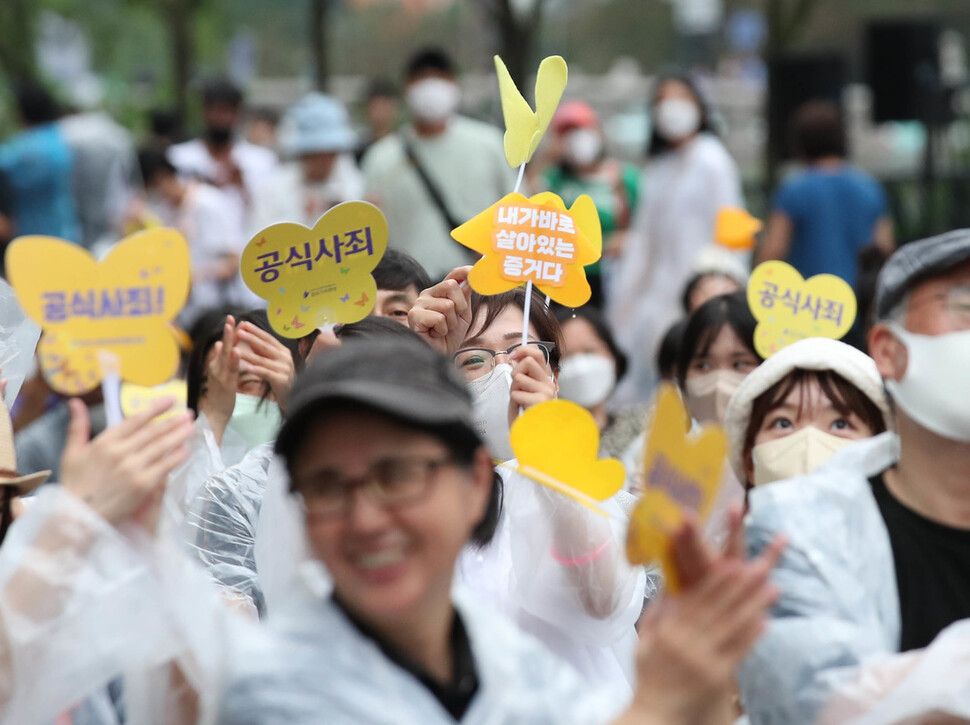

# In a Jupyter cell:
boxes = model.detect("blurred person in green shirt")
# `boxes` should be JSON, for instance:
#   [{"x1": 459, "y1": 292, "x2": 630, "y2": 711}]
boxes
[{"x1": 543, "y1": 101, "x2": 639, "y2": 309}]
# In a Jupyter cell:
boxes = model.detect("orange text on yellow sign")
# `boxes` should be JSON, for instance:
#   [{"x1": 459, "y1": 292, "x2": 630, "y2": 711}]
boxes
[
  {"x1": 747, "y1": 260, "x2": 857, "y2": 359},
  {"x1": 241, "y1": 201, "x2": 388, "y2": 339},
  {"x1": 510, "y1": 399, "x2": 624, "y2": 512},
  {"x1": 6, "y1": 229, "x2": 190, "y2": 395},
  {"x1": 453, "y1": 192, "x2": 602, "y2": 307},
  {"x1": 627, "y1": 385, "x2": 726, "y2": 593}
]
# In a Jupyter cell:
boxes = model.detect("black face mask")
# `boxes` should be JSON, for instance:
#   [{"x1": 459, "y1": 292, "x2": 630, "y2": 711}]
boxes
[{"x1": 205, "y1": 126, "x2": 232, "y2": 146}]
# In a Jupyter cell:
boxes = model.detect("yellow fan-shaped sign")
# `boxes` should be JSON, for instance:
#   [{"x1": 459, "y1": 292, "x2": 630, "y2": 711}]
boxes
[
  {"x1": 6, "y1": 229, "x2": 190, "y2": 395},
  {"x1": 510, "y1": 399, "x2": 624, "y2": 511}
]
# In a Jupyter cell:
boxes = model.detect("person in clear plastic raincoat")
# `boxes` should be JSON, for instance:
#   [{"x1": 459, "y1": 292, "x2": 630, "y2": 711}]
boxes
[
  {"x1": 738, "y1": 230, "x2": 970, "y2": 724},
  {"x1": 215, "y1": 335, "x2": 784, "y2": 724},
  {"x1": 165, "y1": 310, "x2": 298, "y2": 522},
  {"x1": 183, "y1": 318, "x2": 424, "y2": 616},
  {"x1": 0, "y1": 337, "x2": 783, "y2": 725},
  {"x1": 409, "y1": 270, "x2": 646, "y2": 692}
]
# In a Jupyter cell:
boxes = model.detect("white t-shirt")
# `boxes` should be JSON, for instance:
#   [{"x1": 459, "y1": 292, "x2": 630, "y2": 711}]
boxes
[
  {"x1": 362, "y1": 116, "x2": 515, "y2": 279},
  {"x1": 153, "y1": 181, "x2": 258, "y2": 326},
  {"x1": 251, "y1": 154, "x2": 364, "y2": 230},
  {"x1": 168, "y1": 138, "x2": 278, "y2": 243},
  {"x1": 607, "y1": 134, "x2": 743, "y2": 404}
]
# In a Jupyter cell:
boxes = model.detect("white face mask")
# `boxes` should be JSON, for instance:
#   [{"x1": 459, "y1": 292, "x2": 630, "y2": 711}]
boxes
[
  {"x1": 685, "y1": 369, "x2": 747, "y2": 424},
  {"x1": 751, "y1": 426, "x2": 854, "y2": 487},
  {"x1": 467, "y1": 364, "x2": 514, "y2": 461},
  {"x1": 562, "y1": 128, "x2": 602, "y2": 167},
  {"x1": 653, "y1": 98, "x2": 701, "y2": 143},
  {"x1": 557, "y1": 353, "x2": 616, "y2": 408},
  {"x1": 885, "y1": 325, "x2": 970, "y2": 442},
  {"x1": 226, "y1": 393, "x2": 283, "y2": 451},
  {"x1": 405, "y1": 78, "x2": 460, "y2": 123}
]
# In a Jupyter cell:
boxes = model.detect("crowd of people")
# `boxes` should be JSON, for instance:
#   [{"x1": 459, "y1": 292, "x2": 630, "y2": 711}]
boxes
[{"x1": 0, "y1": 42, "x2": 967, "y2": 725}]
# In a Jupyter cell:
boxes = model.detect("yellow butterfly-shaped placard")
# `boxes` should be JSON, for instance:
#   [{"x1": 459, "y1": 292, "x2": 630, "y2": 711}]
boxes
[
  {"x1": 6, "y1": 229, "x2": 190, "y2": 395},
  {"x1": 510, "y1": 399, "x2": 624, "y2": 513},
  {"x1": 452, "y1": 191, "x2": 602, "y2": 307},
  {"x1": 627, "y1": 385, "x2": 727, "y2": 592},
  {"x1": 241, "y1": 201, "x2": 388, "y2": 339},
  {"x1": 495, "y1": 55, "x2": 568, "y2": 168}
]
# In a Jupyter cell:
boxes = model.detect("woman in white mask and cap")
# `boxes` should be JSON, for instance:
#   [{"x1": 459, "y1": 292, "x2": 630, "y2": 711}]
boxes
[
  {"x1": 608, "y1": 72, "x2": 744, "y2": 405},
  {"x1": 724, "y1": 337, "x2": 891, "y2": 491},
  {"x1": 409, "y1": 268, "x2": 646, "y2": 696}
]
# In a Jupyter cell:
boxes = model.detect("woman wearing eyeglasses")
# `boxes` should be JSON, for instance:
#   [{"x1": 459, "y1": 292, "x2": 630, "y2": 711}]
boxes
[{"x1": 409, "y1": 267, "x2": 646, "y2": 695}]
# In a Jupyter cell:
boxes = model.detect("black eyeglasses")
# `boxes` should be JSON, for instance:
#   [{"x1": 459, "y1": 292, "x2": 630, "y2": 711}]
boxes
[
  {"x1": 453, "y1": 341, "x2": 555, "y2": 381},
  {"x1": 296, "y1": 455, "x2": 454, "y2": 519}
]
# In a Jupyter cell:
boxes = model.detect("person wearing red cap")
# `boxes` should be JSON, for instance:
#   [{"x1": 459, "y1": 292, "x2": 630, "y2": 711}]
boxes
[{"x1": 543, "y1": 101, "x2": 640, "y2": 309}]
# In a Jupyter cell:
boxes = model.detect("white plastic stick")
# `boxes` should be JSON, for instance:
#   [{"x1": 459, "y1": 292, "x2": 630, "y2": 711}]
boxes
[{"x1": 98, "y1": 350, "x2": 123, "y2": 428}]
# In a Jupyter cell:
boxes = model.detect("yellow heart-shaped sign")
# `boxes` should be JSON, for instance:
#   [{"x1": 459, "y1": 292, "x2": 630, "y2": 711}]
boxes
[
  {"x1": 626, "y1": 385, "x2": 727, "y2": 592},
  {"x1": 747, "y1": 261, "x2": 857, "y2": 358},
  {"x1": 452, "y1": 191, "x2": 602, "y2": 307},
  {"x1": 495, "y1": 55, "x2": 568, "y2": 168},
  {"x1": 6, "y1": 229, "x2": 190, "y2": 395},
  {"x1": 715, "y1": 207, "x2": 762, "y2": 251},
  {"x1": 241, "y1": 201, "x2": 388, "y2": 339},
  {"x1": 510, "y1": 399, "x2": 624, "y2": 509}
]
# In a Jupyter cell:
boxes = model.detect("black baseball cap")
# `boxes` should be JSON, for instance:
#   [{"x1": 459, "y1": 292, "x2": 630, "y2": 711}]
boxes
[{"x1": 275, "y1": 337, "x2": 479, "y2": 461}]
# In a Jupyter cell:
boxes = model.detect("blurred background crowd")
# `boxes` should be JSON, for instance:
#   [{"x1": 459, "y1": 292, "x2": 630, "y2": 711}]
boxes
[{"x1": 2, "y1": 0, "x2": 970, "y2": 462}]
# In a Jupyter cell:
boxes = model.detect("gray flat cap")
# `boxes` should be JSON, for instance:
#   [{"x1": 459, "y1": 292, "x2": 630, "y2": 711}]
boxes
[
  {"x1": 874, "y1": 229, "x2": 970, "y2": 320},
  {"x1": 275, "y1": 336, "x2": 479, "y2": 462}
]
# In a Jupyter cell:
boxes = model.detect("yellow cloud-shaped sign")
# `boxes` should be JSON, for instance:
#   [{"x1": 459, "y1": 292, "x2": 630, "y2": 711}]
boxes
[
  {"x1": 452, "y1": 191, "x2": 602, "y2": 307},
  {"x1": 495, "y1": 55, "x2": 568, "y2": 169},
  {"x1": 627, "y1": 385, "x2": 726, "y2": 592},
  {"x1": 715, "y1": 207, "x2": 762, "y2": 251},
  {"x1": 6, "y1": 229, "x2": 190, "y2": 395},
  {"x1": 510, "y1": 399, "x2": 624, "y2": 512},
  {"x1": 241, "y1": 201, "x2": 388, "y2": 339},
  {"x1": 747, "y1": 260, "x2": 857, "y2": 358}
]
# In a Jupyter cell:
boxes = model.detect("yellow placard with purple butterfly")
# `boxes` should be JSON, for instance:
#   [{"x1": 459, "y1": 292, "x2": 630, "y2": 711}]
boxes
[
  {"x1": 6, "y1": 229, "x2": 190, "y2": 395},
  {"x1": 747, "y1": 261, "x2": 857, "y2": 358},
  {"x1": 241, "y1": 201, "x2": 388, "y2": 339}
]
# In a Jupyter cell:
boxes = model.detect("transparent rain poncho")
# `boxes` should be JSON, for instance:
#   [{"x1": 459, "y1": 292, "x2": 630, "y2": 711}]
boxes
[
  {"x1": 215, "y1": 577, "x2": 628, "y2": 725},
  {"x1": 738, "y1": 433, "x2": 970, "y2": 724},
  {"x1": 459, "y1": 466, "x2": 645, "y2": 694},
  {"x1": 182, "y1": 444, "x2": 310, "y2": 617},
  {"x1": 0, "y1": 485, "x2": 243, "y2": 724}
]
